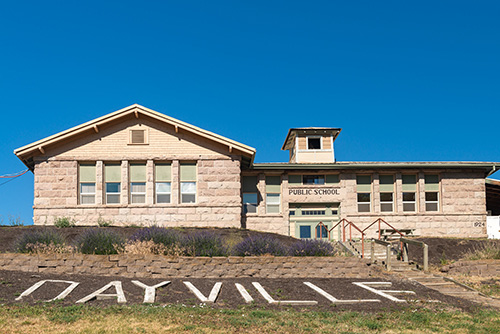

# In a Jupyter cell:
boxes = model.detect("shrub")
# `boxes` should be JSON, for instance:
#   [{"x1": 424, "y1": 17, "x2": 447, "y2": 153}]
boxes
[
  {"x1": 76, "y1": 229, "x2": 125, "y2": 255},
  {"x1": 97, "y1": 216, "x2": 112, "y2": 227},
  {"x1": 120, "y1": 240, "x2": 185, "y2": 256},
  {"x1": 232, "y1": 235, "x2": 288, "y2": 256},
  {"x1": 182, "y1": 231, "x2": 229, "y2": 257},
  {"x1": 23, "y1": 243, "x2": 75, "y2": 254},
  {"x1": 288, "y1": 239, "x2": 337, "y2": 256},
  {"x1": 130, "y1": 226, "x2": 182, "y2": 247},
  {"x1": 15, "y1": 230, "x2": 67, "y2": 253},
  {"x1": 54, "y1": 217, "x2": 76, "y2": 228}
]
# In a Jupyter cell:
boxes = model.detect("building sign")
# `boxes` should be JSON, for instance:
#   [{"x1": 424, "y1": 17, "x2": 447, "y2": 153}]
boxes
[{"x1": 289, "y1": 187, "x2": 340, "y2": 196}]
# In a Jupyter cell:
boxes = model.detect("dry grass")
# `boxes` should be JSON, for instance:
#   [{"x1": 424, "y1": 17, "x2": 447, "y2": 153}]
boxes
[
  {"x1": 119, "y1": 240, "x2": 185, "y2": 256},
  {"x1": 462, "y1": 240, "x2": 500, "y2": 261}
]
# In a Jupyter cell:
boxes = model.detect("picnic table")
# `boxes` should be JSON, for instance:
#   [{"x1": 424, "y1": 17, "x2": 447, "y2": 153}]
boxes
[{"x1": 380, "y1": 228, "x2": 416, "y2": 240}]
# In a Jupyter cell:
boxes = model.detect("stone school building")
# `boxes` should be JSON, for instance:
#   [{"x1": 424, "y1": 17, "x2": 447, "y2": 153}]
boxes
[{"x1": 14, "y1": 104, "x2": 499, "y2": 238}]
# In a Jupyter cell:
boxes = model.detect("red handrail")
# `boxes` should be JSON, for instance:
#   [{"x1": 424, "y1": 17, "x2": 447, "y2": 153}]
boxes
[
  {"x1": 362, "y1": 218, "x2": 405, "y2": 258},
  {"x1": 328, "y1": 218, "x2": 366, "y2": 257}
]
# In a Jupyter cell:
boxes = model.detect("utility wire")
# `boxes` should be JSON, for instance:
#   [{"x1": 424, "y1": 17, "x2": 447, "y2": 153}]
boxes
[{"x1": 0, "y1": 169, "x2": 29, "y2": 188}]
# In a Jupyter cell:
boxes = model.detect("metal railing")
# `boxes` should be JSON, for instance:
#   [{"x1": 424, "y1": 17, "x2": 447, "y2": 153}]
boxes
[
  {"x1": 328, "y1": 219, "x2": 366, "y2": 257},
  {"x1": 401, "y1": 238, "x2": 428, "y2": 272}
]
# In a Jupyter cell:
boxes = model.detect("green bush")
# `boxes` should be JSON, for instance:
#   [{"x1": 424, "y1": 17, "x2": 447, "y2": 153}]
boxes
[
  {"x1": 14, "y1": 230, "x2": 66, "y2": 253},
  {"x1": 76, "y1": 229, "x2": 125, "y2": 255},
  {"x1": 54, "y1": 217, "x2": 76, "y2": 228}
]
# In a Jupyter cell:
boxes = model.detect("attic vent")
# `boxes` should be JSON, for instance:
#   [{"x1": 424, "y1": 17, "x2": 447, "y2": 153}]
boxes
[{"x1": 130, "y1": 129, "x2": 146, "y2": 145}]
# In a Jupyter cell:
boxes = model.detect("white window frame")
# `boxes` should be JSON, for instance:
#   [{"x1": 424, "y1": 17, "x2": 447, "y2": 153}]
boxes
[
  {"x1": 425, "y1": 192, "x2": 439, "y2": 212},
  {"x1": 357, "y1": 193, "x2": 371, "y2": 213},
  {"x1": 130, "y1": 182, "x2": 146, "y2": 204},
  {"x1": 242, "y1": 192, "x2": 258, "y2": 214},
  {"x1": 155, "y1": 182, "x2": 171, "y2": 204},
  {"x1": 180, "y1": 181, "x2": 196, "y2": 204},
  {"x1": 79, "y1": 183, "x2": 95, "y2": 205},
  {"x1": 402, "y1": 192, "x2": 416, "y2": 212},
  {"x1": 306, "y1": 136, "x2": 322, "y2": 150},
  {"x1": 380, "y1": 192, "x2": 393, "y2": 212},
  {"x1": 105, "y1": 182, "x2": 121, "y2": 204},
  {"x1": 266, "y1": 193, "x2": 281, "y2": 214}
]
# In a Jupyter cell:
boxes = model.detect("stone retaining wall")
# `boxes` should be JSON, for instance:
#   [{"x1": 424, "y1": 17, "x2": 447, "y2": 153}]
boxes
[
  {"x1": 441, "y1": 260, "x2": 500, "y2": 277},
  {"x1": 0, "y1": 253, "x2": 374, "y2": 278}
]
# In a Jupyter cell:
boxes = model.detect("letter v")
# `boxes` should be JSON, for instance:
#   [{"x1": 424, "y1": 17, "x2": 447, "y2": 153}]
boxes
[{"x1": 183, "y1": 281, "x2": 222, "y2": 303}]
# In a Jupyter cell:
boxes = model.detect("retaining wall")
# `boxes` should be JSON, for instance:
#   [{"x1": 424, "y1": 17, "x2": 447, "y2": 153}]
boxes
[{"x1": 0, "y1": 253, "x2": 374, "y2": 278}]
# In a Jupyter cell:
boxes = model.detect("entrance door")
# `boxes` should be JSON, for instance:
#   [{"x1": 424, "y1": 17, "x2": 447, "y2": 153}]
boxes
[{"x1": 290, "y1": 203, "x2": 340, "y2": 239}]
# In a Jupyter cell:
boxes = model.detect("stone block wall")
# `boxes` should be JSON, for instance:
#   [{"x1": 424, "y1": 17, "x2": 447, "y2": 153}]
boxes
[
  {"x1": 441, "y1": 260, "x2": 500, "y2": 277},
  {"x1": 0, "y1": 254, "x2": 374, "y2": 278}
]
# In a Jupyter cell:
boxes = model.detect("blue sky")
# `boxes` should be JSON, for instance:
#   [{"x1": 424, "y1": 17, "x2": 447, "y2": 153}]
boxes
[{"x1": 1, "y1": 1, "x2": 499, "y2": 225}]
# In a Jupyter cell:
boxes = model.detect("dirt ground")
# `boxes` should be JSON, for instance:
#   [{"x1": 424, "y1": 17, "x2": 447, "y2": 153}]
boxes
[
  {"x1": 0, "y1": 270, "x2": 481, "y2": 312},
  {"x1": 405, "y1": 237, "x2": 500, "y2": 266},
  {"x1": 0, "y1": 226, "x2": 300, "y2": 253}
]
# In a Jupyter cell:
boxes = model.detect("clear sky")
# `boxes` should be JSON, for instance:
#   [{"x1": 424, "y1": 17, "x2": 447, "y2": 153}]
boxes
[{"x1": 1, "y1": 1, "x2": 499, "y2": 225}]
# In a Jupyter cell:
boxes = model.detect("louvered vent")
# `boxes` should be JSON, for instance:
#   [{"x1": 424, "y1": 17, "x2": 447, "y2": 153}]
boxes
[{"x1": 130, "y1": 130, "x2": 145, "y2": 144}]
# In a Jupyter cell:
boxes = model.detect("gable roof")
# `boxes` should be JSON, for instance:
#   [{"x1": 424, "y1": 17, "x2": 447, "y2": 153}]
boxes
[{"x1": 14, "y1": 104, "x2": 256, "y2": 169}]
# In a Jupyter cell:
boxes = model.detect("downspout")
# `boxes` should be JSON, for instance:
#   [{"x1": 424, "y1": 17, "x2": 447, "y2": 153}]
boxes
[{"x1": 487, "y1": 164, "x2": 497, "y2": 177}]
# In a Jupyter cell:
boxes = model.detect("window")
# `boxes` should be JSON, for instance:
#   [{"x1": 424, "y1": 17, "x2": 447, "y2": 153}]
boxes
[
  {"x1": 299, "y1": 225, "x2": 311, "y2": 238},
  {"x1": 155, "y1": 163, "x2": 171, "y2": 204},
  {"x1": 266, "y1": 176, "x2": 281, "y2": 214},
  {"x1": 180, "y1": 163, "x2": 197, "y2": 203},
  {"x1": 129, "y1": 128, "x2": 147, "y2": 145},
  {"x1": 379, "y1": 175, "x2": 394, "y2": 212},
  {"x1": 307, "y1": 137, "x2": 321, "y2": 150},
  {"x1": 425, "y1": 175, "x2": 439, "y2": 212},
  {"x1": 130, "y1": 164, "x2": 146, "y2": 204},
  {"x1": 105, "y1": 164, "x2": 121, "y2": 204},
  {"x1": 316, "y1": 224, "x2": 328, "y2": 239},
  {"x1": 79, "y1": 164, "x2": 95, "y2": 204},
  {"x1": 402, "y1": 175, "x2": 417, "y2": 212},
  {"x1": 242, "y1": 175, "x2": 259, "y2": 214},
  {"x1": 356, "y1": 175, "x2": 371, "y2": 212},
  {"x1": 302, "y1": 210, "x2": 326, "y2": 216},
  {"x1": 303, "y1": 175, "x2": 325, "y2": 185}
]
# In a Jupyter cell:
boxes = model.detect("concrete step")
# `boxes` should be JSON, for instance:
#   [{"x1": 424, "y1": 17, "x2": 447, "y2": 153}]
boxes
[{"x1": 422, "y1": 282, "x2": 456, "y2": 287}]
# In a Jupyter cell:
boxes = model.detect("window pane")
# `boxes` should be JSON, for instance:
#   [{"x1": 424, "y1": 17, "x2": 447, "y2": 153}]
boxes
[
  {"x1": 316, "y1": 225, "x2": 328, "y2": 238},
  {"x1": 131, "y1": 182, "x2": 146, "y2": 193},
  {"x1": 381, "y1": 203, "x2": 393, "y2": 212},
  {"x1": 307, "y1": 138, "x2": 321, "y2": 149},
  {"x1": 157, "y1": 194, "x2": 170, "y2": 204},
  {"x1": 267, "y1": 205, "x2": 280, "y2": 214},
  {"x1": 402, "y1": 175, "x2": 416, "y2": 184},
  {"x1": 181, "y1": 194, "x2": 196, "y2": 203},
  {"x1": 131, "y1": 194, "x2": 146, "y2": 204},
  {"x1": 403, "y1": 192, "x2": 415, "y2": 201},
  {"x1": 181, "y1": 182, "x2": 196, "y2": 193},
  {"x1": 303, "y1": 175, "x2": 325, "y2": 185},
  {"x1": 106, "y1": 194, "x2": 120, "y2": 204},
  {"x1": 80, "y1": 183, "x2": 95, "y2": 194},
  {"x1": 81, "y1": 194, "x2": 95, "y2": 204},
  {"x1": 358, "y1": 203, "x2": 370, "y2": 212},
  {"x1": 380, "y1": 193, "x2": 393, "y2": 201},
  {"x1": 357, "y1": 193, "x2": 370, "y2": 203},
  {"x1": 266, "y1": 193, "x2": 280, "y2": 204},
  {"x1": 156, "y1": 182, "x2": 171, "y2": 193},
  {"x1": 426, "y1": 203, "x2": 438, "y2": 211},
  {"x1": 403, "y1": 203, "x2": 415, "y2": 212},
  {"x1": 300, "y1": 225, "x2": 311, "y2": 238},
  {"x1": 425, "y1": 192, "x2": 438, "y2": 201},
  {"x1": 106, "y1": 183, "x2": 120, "y2": 193},
  {"x1": 243, "y1": 193, "x2": 258, "y2": 204},
  {"x1": 244, "y1": 203, "x2": 257, "y2": 214}
]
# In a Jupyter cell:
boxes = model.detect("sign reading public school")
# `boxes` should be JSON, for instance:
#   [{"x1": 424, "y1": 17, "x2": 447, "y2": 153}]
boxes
[{"x1": 289, "y1": 187, "x2": 341, "y2": 196}]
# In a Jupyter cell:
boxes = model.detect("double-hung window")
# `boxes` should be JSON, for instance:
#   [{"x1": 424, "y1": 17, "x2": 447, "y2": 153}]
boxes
[
  {"x1": 130, "y1": 164, "x2": 146, "y2": 204},
  {"x1": 402, "y1": 175, "x2": 417, "y2": 212},
  {"x1": 105, "y1": 163, "x2": 121, "y2": 204},
  {"x1": 242, "y1": 176, "x2": 258, "y2": 214},
  {"x1": 356, "y1": 175, "x2": 371, "y2": 213},
  {"x1": 425, "y1": 175, "x2": 439, "y2": 212},
  {"x1": 79, "y1": 164, "x2": 96, "y2": 204},
  {"x1": 266, "y1": 176, "x2": 281, "y2": 214},
  {"x1": 379, "y1": 175, "x2": 394, "y2": 212},
  {"x1": 303, "y1": 175, "x2": 325, "y2": 185},
  {"x1": 180, "y1": 163, "x2": 197, "y2": 203},
  {"x1": 155, "y1": 163, "x2": 171, "y2": 204}
]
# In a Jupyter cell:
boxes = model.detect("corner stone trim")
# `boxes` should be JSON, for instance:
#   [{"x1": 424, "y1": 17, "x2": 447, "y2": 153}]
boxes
[{"x1": 0, "y1": 254, "x2": 374, "y2": 279}]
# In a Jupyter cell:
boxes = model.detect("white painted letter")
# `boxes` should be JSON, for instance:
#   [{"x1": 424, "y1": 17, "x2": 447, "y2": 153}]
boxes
[
  {"x1": 252, "y1": 282, "x2": 317, "y2": 305},
  {"x1": 76, "y1": 281, "x2": 126, "y2": 304},
  {"x1": 352, "y1": 282, "x2": 415, "y2": 303},
  {"x1": 235, "y1": 283, "x2": 254, "y2": 303},
  {"x1": 131, "y1": 280, "x2": 170, "y2": 304},
  {"x1": 183, "y1": 281, "x2": 222, "y2": 303},
  {"x1": 304, "y1": 282, "x2": 380, "y2": 304},
  {"x1": 15, "y1": 280, "x2": 80, "y2": 302}
]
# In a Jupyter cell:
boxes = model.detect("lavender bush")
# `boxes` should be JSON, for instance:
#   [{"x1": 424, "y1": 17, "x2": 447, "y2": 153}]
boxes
[
  {"x1": 288, "y1": 239, "x2": 336, "y2": 257},
  {"x1": 181, "y1": 231, "x2": 229, "y2": 257},
  {"x1": 76, "y1": 229, "x2": 125, "y2": 255},
  {"x1": 232, "y1": 235, "x2": 288, "y2": 256},
  {"x1": 130, "y1": 226, "x2": 182, "y2": 246},
  {"x1": 15, "y1": 230, "x2": 66, "y2": 253}
]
